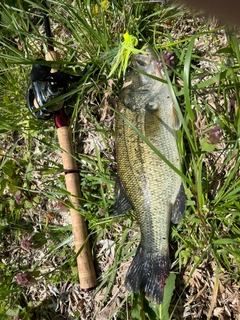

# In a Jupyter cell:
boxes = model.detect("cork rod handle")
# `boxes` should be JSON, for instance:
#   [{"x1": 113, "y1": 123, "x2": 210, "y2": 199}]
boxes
[
  {"x1": 46, "y1": 51, "x2": 97, "y2": 289},
  {"x1": 57, "y1": 127, "x2": 97, "y2": 289}
]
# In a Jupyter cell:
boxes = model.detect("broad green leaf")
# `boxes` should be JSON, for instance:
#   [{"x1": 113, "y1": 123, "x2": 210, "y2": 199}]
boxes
[
  {"x1": 200, "y1": 138, "x2": 215, "y2": 152},
  {"x1": 160, "y1": 273, "x2": 176, "y2": 320}
]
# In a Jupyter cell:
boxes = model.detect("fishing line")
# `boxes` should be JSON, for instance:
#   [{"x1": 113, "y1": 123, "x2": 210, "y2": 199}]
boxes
[{"x1": 41, "y1": 0, "x2": 54, "y2": 51}]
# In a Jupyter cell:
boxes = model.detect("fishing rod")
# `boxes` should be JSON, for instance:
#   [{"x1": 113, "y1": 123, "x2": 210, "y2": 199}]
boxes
[
  {"x1": 41, "y1": 0, "x2": 53, "y2": 50},
  {"x1": 26, "y1": 0, "x2": 97, "y2": 291},
  {"x1": 27, "y1": 0, "x2": 83, "y2": 120}
]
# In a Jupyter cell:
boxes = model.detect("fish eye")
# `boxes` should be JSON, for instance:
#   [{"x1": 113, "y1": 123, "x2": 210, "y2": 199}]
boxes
[
  {"x1": 126, "y1": 66, "x2": 133, "y2": 73},
  {"x1": 135, "y1": 59, "x2": 147, "y2": 67}
]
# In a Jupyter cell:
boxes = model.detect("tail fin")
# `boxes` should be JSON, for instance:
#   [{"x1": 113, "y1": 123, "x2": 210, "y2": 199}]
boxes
[{"x1": 125, "y1": 245, "x2": 169, "y2": 304}]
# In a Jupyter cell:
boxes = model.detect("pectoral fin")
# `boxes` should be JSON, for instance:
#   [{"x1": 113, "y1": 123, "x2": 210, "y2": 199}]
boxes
[
  {"x1": 171, "y1": 183, "x2": 186, "y2": 224},
  {"x1": 172, "y1": 106, "x2": 181, "y2": 130},
  {"x1": 113, "y1": 177, "x2": 133, "y2": 215}
]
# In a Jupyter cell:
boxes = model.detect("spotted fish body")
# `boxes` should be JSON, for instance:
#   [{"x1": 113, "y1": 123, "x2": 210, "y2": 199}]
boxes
[{"x1": 114, "y1": 50, "x2": 186, "y2": 304}]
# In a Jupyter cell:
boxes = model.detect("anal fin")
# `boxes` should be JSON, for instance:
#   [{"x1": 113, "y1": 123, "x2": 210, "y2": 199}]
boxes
[{"x1": 113, "y1": 177, "x2": 133, "y2": 215}]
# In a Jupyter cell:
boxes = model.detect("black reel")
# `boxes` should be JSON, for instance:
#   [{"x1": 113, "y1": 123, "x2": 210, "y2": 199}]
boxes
[{"x1": 27, "y1": 62, "x2": 83, "y2": 120}]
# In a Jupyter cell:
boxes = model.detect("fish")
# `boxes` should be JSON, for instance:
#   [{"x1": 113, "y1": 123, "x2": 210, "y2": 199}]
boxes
[{"x1": 114, "y1": 49, "x2": 186, "y2": 304}]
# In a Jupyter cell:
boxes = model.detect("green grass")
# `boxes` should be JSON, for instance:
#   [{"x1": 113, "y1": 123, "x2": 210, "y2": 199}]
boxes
[{"x1": 0, "y1": 0, "x2": 240, "y2": 319}]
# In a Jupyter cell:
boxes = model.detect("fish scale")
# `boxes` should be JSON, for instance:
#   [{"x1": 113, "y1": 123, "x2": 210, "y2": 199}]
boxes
[
  {"x1": 114, "y1": 49, "x2": 186, "y2": 303},
  {"x1": 117, "y1": 103, "x2": 176, "y2": 251}
]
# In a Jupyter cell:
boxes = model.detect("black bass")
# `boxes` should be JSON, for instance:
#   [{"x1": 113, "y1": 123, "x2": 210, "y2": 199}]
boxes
[{"x1": 114, "y1": 49, "x2": 186, "y2": 304}]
